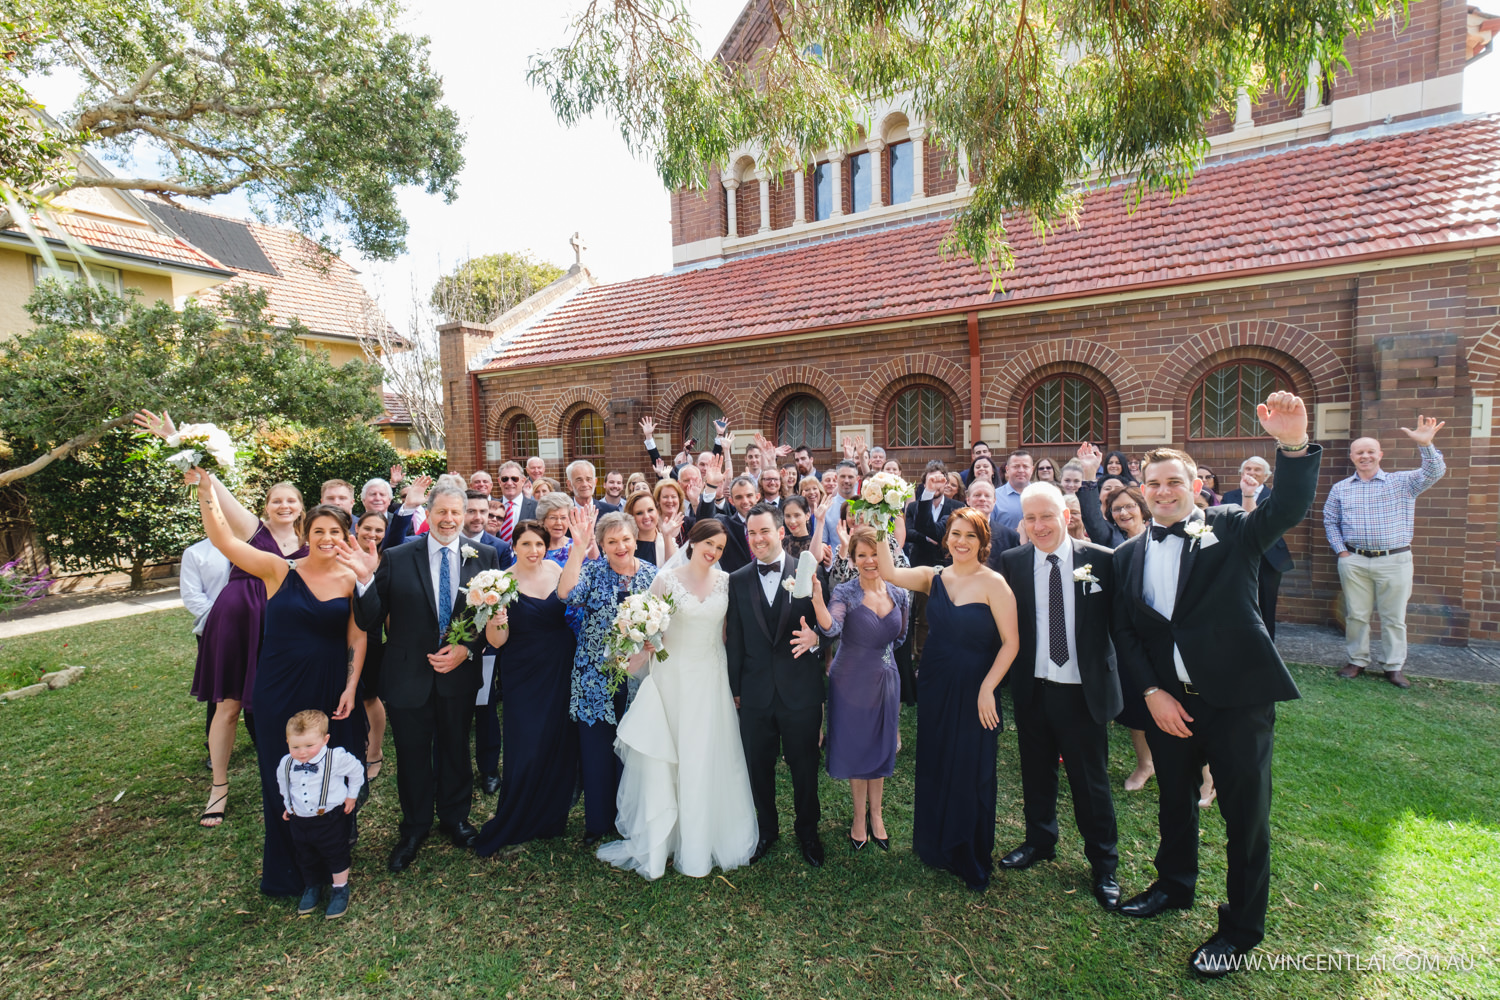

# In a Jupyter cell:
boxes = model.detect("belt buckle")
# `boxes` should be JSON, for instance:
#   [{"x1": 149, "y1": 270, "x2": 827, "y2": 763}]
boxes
[{"x1": 1182, "y1": 682, "x2": 1199, "y2": 696}]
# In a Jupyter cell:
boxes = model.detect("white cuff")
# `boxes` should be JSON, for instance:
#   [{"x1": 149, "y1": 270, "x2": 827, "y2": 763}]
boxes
[{"x1": 355, "y1": 577, "x2": 373, "y2": 596}]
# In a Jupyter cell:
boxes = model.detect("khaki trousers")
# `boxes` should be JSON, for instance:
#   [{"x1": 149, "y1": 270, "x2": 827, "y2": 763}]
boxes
[{"x1": 1337, "y1": 550, "x2": 1414, "y2": 670}]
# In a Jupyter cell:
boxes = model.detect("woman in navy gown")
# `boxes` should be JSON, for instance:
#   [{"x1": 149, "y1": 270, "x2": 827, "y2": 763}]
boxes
[
  {"x1": 194, "y1": 468, "x2": 367, "y2": 898},
  {"x1": 876, "y1": 507, "x2": 1018, "y2": 890},
  {"x1": 811, "y1": 524, "x2": 909, "y2": 852},
  {"x1": 477, "y1": 522, "x2": 581, "y2": 853}
]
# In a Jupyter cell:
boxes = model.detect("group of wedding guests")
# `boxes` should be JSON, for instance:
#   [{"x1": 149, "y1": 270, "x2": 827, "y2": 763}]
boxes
[{"x1": 158, "y1": 393, "x2": 1324, "y2": 977}]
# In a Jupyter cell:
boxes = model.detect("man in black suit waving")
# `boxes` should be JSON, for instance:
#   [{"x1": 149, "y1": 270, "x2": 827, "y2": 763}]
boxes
[
  {"x1": 725, "y1": 503, "x2": 826, "y2": 867},
  {"x1": 1218, "y1": 456, "x2": 1292, "y2": 639},
  {"x1": 714, "y1": 475, "x2": 761, "y2": 573},
  {"x1": 997, "y1": 482, "x2": 1123, "y2": 911},
  {"x1": 1110, "y1": 391, "x2": 1320, "y2": 977},
  {"x1": 342, "y1": 484, "x2": 499, "y2": 873}
]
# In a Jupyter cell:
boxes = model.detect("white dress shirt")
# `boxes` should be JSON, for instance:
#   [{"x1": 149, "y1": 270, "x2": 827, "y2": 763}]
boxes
[
  {"x1": 1032, "y1": 543, "x2": 1080, "y2": 684},
  {"x1": 180, "y1": 538, "x2": 231, "y2": 636},
  {"x1": 756, "y1": 550, "x2": 787, "y2": 604},
  {"x1": 1142, "y1": 518, "x2": 1195, "y2": 683},
  {"x1": 427, "y1": 533, "x2": 462, "y2": 616},
  {"x1": 276, "y1": 745, "x2": 365, "y2": 817}
]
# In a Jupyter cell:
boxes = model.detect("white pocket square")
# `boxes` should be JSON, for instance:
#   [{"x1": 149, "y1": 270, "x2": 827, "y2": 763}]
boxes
[
  {"x1": 1198, "y1": 533, "x2": 1219, "y2": 549},
  {"x1": 1088, "y1": 583, "x2": 1103, "y2": 594}
]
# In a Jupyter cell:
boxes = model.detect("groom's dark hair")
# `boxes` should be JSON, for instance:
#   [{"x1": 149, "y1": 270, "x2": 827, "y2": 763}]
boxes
[{"x1": 747, "y1": 502, "x2": 783, "y2": 528}]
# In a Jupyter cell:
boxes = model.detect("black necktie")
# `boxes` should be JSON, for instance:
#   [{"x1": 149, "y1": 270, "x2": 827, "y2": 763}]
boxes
[
  {"x1": 292, "y1": 761, "x2": 318, "y2": 773},
  {"x1": 1150, "y1": 521, "x2": 1189, "y2": 542},
  {"x1": 1046, "y1": 554, "x2": 1069, "y2": 667},
  {"x1": 757, "y1": 562, "x2": 780, "y2": 576}
]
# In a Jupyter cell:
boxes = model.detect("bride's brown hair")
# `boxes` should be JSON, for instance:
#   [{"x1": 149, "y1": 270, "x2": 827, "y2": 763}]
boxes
[{"x1": 682, "y1": 517, "x2": 727, "y2": 561}]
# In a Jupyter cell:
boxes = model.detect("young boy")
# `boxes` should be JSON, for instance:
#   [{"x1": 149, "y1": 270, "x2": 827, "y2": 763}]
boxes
[{"x1": 277, "y1": 710, "x2": 365, "y2": 919}]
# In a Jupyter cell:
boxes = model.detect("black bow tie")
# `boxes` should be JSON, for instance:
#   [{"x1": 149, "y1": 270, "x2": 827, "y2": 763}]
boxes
[
  {"x1": 757, "y1": 562, "x2": 781, "y2": 576},
  {"x1": 1150, "y1": 522, "x2": 1189, "y2": 542},
  {"x1": 292, "y1": 761, "x2": 318, "y2": 773}
]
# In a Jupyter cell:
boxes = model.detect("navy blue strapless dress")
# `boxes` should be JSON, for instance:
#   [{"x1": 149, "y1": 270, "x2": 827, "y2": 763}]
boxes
[
  {"x1": 251, "y1": 567, "x2": 365, "y2": 896},
  {"x1": 913, "y1": 572, "x2": 1004, "y2": 890}
]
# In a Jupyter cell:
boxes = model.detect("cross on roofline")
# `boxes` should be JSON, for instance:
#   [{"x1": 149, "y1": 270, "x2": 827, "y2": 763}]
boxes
[{"x1": 570, "y1": 232, "x2": 587, "y2": 267}]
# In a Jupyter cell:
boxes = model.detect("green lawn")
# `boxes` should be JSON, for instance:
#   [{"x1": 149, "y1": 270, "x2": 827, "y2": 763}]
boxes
[{"x1": 0, "y1": 609, "x2": 1496, "y2": 999}]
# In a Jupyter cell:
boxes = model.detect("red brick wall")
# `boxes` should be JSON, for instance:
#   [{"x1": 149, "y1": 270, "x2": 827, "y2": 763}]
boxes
[
  {"x1": 1333, "y1": 0, "x2": 1468, "y2": 100},
  {"x1": 736, "y1": 179, "x2": 761, "y2": 236},
  {"x1": 769, "y1": 169, "x2": 797, "y2": 230},
  {"x1": 671, "y1": 166, "x2": 726, "y2": 246},
  {"x1": 926, "y1": 139, "x2": 958, "y2": 196}
]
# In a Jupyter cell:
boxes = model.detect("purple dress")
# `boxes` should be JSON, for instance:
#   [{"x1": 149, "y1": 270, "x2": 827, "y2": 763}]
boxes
[
  {"x1": 192, "y1": 523, "x2": 307, "y2": 711},
  {"x1": 820, "y1": 579, "x2": 909, "y2": 780}
]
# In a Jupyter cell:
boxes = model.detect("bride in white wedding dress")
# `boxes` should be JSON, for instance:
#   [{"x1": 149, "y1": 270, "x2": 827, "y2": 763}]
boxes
[{"x1": 597, "y1": 519, "x2": 758, "y2": 879}]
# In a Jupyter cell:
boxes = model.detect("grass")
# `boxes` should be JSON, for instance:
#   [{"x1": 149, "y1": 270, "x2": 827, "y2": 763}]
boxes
[{"x1": 0, "y1": 608, "x2": 1497, "y2": 999}]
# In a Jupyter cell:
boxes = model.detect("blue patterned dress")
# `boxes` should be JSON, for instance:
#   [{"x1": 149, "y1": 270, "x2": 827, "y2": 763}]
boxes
[{"x1": 564, "y1": 557, "x2": 658, "y2": 725}]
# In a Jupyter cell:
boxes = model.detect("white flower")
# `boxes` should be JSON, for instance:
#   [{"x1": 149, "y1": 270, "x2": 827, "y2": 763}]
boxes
[
  {"x1": 461, "y1": 545, "x2": 478, "y2": 560},
  {"x1": 1183, "y1": 520, "x2": 1215, "y2": 549},
  {"x1": 1073, "y1": 564, "x2": 1100, "y2": 585},
  {"x1": 781, "y1": 577, "x2": 795, "y2": 592},
  {"x1": 628, "y1": 628, "x2": 645, "y2": 643},
  {"x1": 883, "y1": 489, "x2": 904, "y2": 508}
]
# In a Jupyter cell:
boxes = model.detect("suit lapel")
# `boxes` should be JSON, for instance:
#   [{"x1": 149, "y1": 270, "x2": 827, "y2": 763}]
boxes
[
  {"x1": 749, "y1": 570, "x2": 773, "y2": 642},
  {"x1": 1069, "y1": 538, "x2": 1088, "y2": 632},
  {"x1": 1174, "y1": 518, "x2": 1203, "y2": 613},
  {"x1": 413, "y1": 541, "x2": 438, "y2": 621},
  {"x1": 1013, "y1": 545, "x2": 1037, "y2": 650},
  {"x1": 1127, "y1": 535, "x2": 1169, "y2": 624},
  {"x1": 773, "y1": 558, "x2": 795, "y2": 640},
  {"x1": 454, "y1": 548, "x2": 481, "y2": 619}
]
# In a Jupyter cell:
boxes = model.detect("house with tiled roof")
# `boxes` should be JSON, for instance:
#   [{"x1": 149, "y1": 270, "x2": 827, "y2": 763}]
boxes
[{"x1": 443, "y1": 0, "x2": 1500, "y2": 647}]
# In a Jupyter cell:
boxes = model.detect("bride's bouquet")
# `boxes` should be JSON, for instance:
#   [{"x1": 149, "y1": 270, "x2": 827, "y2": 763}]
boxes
[
  {"x1": 444, "y1": 567, "x2": 520, "y2": 646},
  {"x1": 163, "y1": 423, "x2": 238, "y2": 477},
  {"x1": 844, "y1": 471, "x2": 914, "y2": 535},
  {"x1": 603, "y1": 592, "x2": 675, "y2": 692}
]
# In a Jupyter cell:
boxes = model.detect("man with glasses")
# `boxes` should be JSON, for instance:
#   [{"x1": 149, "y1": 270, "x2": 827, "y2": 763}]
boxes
[{"x1": 489, "y1": 461, "x2": 536, "y2": 544}]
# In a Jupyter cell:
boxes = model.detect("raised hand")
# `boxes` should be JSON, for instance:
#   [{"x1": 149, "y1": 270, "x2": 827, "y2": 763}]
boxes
[
  {"x1": 790, "y1": 616, "x2": 818, "y2": 658},
  {"x1": 333, "y1": 536, "x2": 381, "y2": 584},
  {"x1": 1399, "y1": 415, "x2": 1446, "y2": 447},
  {"x1": 639, "y1": 416, "x2": 655, "y2": 439},
  {"x1": 714, "y1": 417, "x2": 729, "y2": 437},
  {"x1": 133, "y1": 409, "x2": 176, "y2": 441},
  {"x1": 1256, "y1": 391, "x2": 1309, "y2": 447},
  {"x1": 703, "y1": 453, "x2": 725, "y2": 486},
  {"x1": 1239, "y1": 468, "x2": 1259, "y2": 499},
  {"x1": 853, "y1": 434, "x2": 866, "y2": 456},
  {"x1": 1075, "y1": 442, "x2": 1103, "y2": 480},
  {"x1": 661, "y1": 510, "x2": 684, "y2": 539},
  {"x1": 653, "y1": 457, "x2": 670, "y2": 479},
  {"x1": 389, "y1": 463, "x2": 405, "y2": 487},
  {"x1": 842, "y1": 435, "x2": 856, "y2": 459},
  {"x1": 814, "y1": 493, "x2": 836, "y2": 520},
  {"x1": 404, "y1": 474, "x2": 433, "y2": 506},
  {"x1": 753, "y1": 432, "x2": 773, "y2": 455},
  {"x1": 567, "y1": 504, "x2": 596, "y2": 547}
]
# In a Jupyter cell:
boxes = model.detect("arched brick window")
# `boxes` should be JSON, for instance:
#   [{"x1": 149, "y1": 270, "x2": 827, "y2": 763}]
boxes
[
  {"x1": 776, "y1": 394, "x2": 831, "y2": 450},
  {"x1": 1020, "y1": 375, "x2": 1107, "y2": 445},
  {"x1": 682, "y1": 401, "x2": 724, "y2": 450},
  {"x1": 569, "y1": 410, "x2": 606, "y2": 470},
  {"x1": 1188, "y1": 361, "x2": 1289, "y2": 440},
  {"x1": 887, "y1": 385, "x2": 953, "y2": 447},
  {"x1": 508, "y1": 415, "x2": 538, "y2": 461}
]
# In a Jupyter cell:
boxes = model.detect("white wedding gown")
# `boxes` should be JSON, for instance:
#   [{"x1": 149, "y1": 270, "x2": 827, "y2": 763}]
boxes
[{"x1": 597, "y1": 567, "x2": 758, "y2": 879}]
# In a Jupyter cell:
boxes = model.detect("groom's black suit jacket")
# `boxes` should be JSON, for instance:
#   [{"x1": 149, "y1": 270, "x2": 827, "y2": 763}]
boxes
[
  {"x1": 1110, "y1": 447, "x2": 1321, "y2": 708},
  {"x1": 1000, "y1": 537, "x2": 1123, "y2": 725},
  {"x1": 354, "y1": 536, "x2": 497, "y2": 709},
  {"x1": 725, "y1": 555, "x2": 824, "y2": 711}
]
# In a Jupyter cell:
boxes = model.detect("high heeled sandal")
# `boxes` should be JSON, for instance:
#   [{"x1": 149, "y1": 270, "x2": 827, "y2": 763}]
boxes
[
  {"x1": 199, "y1": 782, "x2": 228, "y2": 828},
  {"x1": 366, "y1": 756, "x2": 383, "y2": 782}
]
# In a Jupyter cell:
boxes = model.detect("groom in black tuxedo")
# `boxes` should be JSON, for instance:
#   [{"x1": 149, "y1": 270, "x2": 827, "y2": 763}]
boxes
[
  {"x1": 1110, "y1": 391, "x2": 1320, "y2": 977},
  {"x1": 725, "y1": 503, "x2": 826, "y2": 867},
  {"x1": 996, "y1": 482, "x2": 1123, "y2": 911},
  {"x1": 346, "y1": 485, "x2": 498, "y2": 872}
]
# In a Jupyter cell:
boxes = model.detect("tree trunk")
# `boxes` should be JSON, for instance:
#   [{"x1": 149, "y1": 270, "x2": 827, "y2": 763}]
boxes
[{"x1": 0, "y1": 416, "x2": 133, "y2": 489}]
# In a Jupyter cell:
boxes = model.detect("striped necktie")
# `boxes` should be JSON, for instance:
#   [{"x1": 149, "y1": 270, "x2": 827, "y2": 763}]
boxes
[{"x1": 499, "y1": 500, "x2": 516, "y2": 543}]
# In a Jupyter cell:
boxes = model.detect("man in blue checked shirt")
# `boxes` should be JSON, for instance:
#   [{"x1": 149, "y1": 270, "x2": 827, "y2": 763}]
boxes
[{"x1": 1323, "y1": 416, "x2": 1446, "y2": 689}]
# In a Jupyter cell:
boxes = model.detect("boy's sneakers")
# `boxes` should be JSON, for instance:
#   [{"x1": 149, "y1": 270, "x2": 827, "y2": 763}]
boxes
[
  {"x1": 297, "y1": 885, "x2": 321, "y2": 916},
  {"x1": 325, "y1": 884, "x2": 350, "y2": 919}
]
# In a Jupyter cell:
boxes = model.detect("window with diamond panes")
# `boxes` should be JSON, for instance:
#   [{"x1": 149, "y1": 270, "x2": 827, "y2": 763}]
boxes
[
  {"x1": 509, "y1": 415, "x2": 538, "y2": 461},
  {"x1": 682, "y1": 402, "x2": 723, "y2": 450},
  {"x1": 777, "y1": 395, "x2": 831, "y2": 450},
  {"x1": 1188, "y1": 362, "x2": 1289, "y2": 440},
  {"x1": 887, "y1": 385, "x2": 953, "y2": 447},
  {"x1": 570, "y1": 410, "x2": 606, "y2": 473},
  {"x1": 1020, "y1": 376, "x2": 1107, "y2": 445}
]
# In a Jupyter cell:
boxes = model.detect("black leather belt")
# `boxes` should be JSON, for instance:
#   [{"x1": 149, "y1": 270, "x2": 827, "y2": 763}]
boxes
[
  {"x1": 1036, "y1": 677, "x2": 1081, "y2": 688},
  {"x1": 1349, "y1": 545, "x2": 1410, "y2": 558}
]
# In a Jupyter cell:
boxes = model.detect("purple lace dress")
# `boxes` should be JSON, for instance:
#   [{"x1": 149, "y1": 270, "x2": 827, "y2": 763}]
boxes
[{"x1": 819, "y1": 579, "x2": 909, "y2": 780}]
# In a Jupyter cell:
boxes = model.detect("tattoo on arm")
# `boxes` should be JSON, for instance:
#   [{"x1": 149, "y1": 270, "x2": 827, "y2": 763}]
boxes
[{"x1": 346, "y1": 648, "x2": 355, "y2": 681}]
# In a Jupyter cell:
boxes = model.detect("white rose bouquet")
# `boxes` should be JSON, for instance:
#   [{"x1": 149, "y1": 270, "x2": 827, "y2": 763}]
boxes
[
  {"x1": 604, "y1": 592, "x2": 676, "y2": 692},
  {"x1": 844, "y1": 471, "x2": 914, "y2": 535},
  {"x1": 444, "y1": 568, "x2": 519, "y2": 646},
  {"x1": 132, "y1": 421, "x2": 239, "y2": 497}
]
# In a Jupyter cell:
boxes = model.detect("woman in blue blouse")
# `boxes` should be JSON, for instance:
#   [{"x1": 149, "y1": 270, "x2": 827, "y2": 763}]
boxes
[{"x1": 558, "y1": 506, "x2": 657, "y2": 844}]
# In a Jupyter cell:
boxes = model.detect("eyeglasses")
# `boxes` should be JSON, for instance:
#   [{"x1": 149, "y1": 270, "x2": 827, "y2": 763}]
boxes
[{"x1": 499, "y1": 475, "x2": 521, "y2": 482}]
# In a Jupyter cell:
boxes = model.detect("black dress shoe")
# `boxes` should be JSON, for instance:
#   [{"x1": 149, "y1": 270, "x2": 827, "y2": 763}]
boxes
[
  {"x1": 1190, "y1": 936, "x2": 1244, "y2": 977},
  {"x1": 481, "y1": 773, "x2": 502, "y2": 795},
  {"x1": 440, "y1": 820, "x2": 479, "y2": 849},
  {"x1": 387, "y1": 832, "x2": 427, "y2": 873},
  {"x1": 1092, "y1": 873, "x2": 1122, "y2": 911},
  {"x1": 749, "y1": 837, "x2": 776, "y2": 863},
  {"x1": 582, "y1": 831, "x2": 606, "y2": 847},
  {"x1": 1119, "y1": 887, "x2": 1193, "y2": 918},
  {"x1": 799, "y1": 834, "x2": 825, "y2": 868},
  {"x1": 998, "y1": 844, "x2": 1055, "y2": 870}
]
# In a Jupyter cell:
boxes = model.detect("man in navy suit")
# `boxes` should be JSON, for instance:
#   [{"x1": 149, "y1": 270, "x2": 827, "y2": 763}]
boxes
[
  {"x1": 460, "y1": 491, "x2": 515, "y2": 796},
  {"x1": 489, "y1": 462, "x2": 538, "y2": 544},
  {"x1": 1217, "y1": 456, "x2": 1292, "y2": 639}
]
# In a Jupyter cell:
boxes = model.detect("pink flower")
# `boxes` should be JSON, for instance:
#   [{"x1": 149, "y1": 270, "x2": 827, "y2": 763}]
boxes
[{"x1": 484, "y1": 591, "x2": 500, "y2": 606}]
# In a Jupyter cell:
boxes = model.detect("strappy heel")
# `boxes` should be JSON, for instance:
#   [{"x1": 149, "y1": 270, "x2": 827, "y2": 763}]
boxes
[{"x1": 200, "y1": 782, "x2": 228, "y2": 828}]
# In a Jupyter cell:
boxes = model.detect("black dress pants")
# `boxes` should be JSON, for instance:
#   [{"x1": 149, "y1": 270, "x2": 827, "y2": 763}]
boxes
[
  {"x1": 1013, "y1": 680, "x2": 1118, "y2": 874},
  {"x1": 387, "y1": 688, "x2": 474, "y2": 838},
  {"x1": 738, "y1": 690, "x2": 822, "y2": 842}
]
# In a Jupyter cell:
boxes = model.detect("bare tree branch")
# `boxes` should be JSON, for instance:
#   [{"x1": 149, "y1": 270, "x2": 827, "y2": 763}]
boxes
[{"x1": 0, "y1": 415, "x2": 132, "y2": 489}]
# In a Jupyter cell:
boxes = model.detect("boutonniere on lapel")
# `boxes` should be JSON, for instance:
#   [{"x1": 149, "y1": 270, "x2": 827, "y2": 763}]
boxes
[
  {"x1": 460, "y1": 544, "x2": 479, "y2": 561},
  {"x1": 781, "y1": 577, "x2": 796, "y2": 594},
  {"x1": 1183, "y1": 520, "x2": 1217, "y2": 550},
  {"x1": 1073, "y1": 564, "x2": 1103, "y2": 594}
]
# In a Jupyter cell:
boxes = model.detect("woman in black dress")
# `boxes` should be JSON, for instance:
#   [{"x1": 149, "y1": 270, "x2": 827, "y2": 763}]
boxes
[
  {"x1": 876, "y1": 508, "x2": 1018, "y2": 890},
  {"x1": 476, "y1": 521, "x2": 581, "y2": 852},
  {"x1": 354, "y1": 511, "x2": 389, "y2": 781}
]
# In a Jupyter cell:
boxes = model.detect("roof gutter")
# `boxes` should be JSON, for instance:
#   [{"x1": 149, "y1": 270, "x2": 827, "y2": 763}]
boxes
[{"x1": 474, "y1": 234, "x2": 1500, "y2": 377}]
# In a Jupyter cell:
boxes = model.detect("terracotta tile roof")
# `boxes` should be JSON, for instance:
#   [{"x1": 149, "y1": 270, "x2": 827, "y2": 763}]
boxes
[
  {"x1": 48, "y1": 215, "x2": 228, "y2": 272},
  {"x1": 190, "y1": 217, "x2": 393, "y2": 341},
  {"x1": 376, "y1": 390, "x2": 412, "y2": 426},
  {"x1": 481, "y1": 113, "x2": 1500, "y2": 371}
]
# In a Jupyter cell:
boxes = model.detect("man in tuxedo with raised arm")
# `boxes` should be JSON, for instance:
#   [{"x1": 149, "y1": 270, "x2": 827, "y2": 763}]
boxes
[
  {"x1": 725, "y1": 503, "x2": 826, "y2": 867},
  {"x1": 342, "y1": 485, "x2": 498, "y2": 873},
  {"x1": 1218, "y1": 456, "x2": 1292, "y2": 639},
  {"x1": 997, "y1": 482, "x2": 1123, "y2": 911},
  {"x1": 1109, "y1": 391, "x2": 1320, "y2": 978}
]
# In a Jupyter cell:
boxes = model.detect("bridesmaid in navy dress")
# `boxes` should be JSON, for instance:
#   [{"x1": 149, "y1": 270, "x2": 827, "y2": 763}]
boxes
[
  {"x1": 477, "y1": 522, "x2": 581, "y2": 853},
  {"x1": 811, "y1": 524, "x2": 909, "y2": 852},
  {"x1": 194, "y1": 468, "x2": 367, "y2": 898},
  {"x1": 876, "y1": 507, "x2": 1018, "y2": 890}
]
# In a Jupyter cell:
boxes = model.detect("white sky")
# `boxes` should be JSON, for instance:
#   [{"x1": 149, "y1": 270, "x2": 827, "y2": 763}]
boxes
[{"x1": 23, "y1": 3, "x2": 1500, "y2": 330}]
